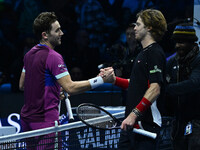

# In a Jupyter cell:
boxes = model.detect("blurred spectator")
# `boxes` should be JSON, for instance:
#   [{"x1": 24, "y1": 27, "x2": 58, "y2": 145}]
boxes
[
  {"x1": 9, "y1": 34, "x2": 37, "y2": 92},
  {"x1": 65, "y1": 29, "x2": 101, "y2": 80},
  {"x1": 75, "y1": 0, "x2": 117, "y2": 58},
  {"x1": 99, "y1": 0, "x2": 134, "y2": 47},
  {"x1": 0, "y1": 2, "x2": 18, "y2": 87},
  {"x1": 100, "y1": 24, "x2": 142, "y2": 78},
  {"x1": 166, "y1": 23, "x2": 200, "y2": 150},
  {"x1": 18, "y1": 0, "x2": 45, "y2": 37},
  {"x1": 118, "y1": 24, "x2": 142, "y2": 78},
  {"x1": 123, "y1": 0, "x2": 155, "y2": 14},
  {"x1": 99, "y1": 24, "x2": 142, "y2": 106},
  {"x1": 70, "y1": 67, "x2": 83, "y2": 81},
  {"x1": 43, "y1": 0, "x2": 79, "y2": 57},
  {"x1": 43, "y1": 0, "x2": 78, "y2": 36}
]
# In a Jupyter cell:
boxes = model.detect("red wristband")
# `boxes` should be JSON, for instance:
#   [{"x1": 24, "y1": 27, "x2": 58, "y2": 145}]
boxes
[
  {"x1": 136, "y1": 97, "x2": 152, "y2": 113},
  {"x1": 114, "y1": 77, "x2": 129, "y2": 89},
  {"x1": 133, "y1": 123, "x2": 140, "y2": 129}
]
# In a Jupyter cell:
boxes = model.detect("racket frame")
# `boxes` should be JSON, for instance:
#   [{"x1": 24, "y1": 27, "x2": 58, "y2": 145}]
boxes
[
  {"x1": 76, "y1": 103, "x2": 120, "y2": 130},
  {"x1": 76, "y1": 103, "x2": 157, "y2": 139}
]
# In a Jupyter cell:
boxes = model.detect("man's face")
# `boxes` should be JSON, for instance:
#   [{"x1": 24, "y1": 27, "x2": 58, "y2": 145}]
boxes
[
  {"x1": 47, "y1": 21, "x2": 64, "y2": 47},
  {"x1": 175, "y1": 42, "x2": 192, "y2": 57},
  {"x1": 134, "y1": 17, "x2": 148, "y2": 42},
  {"x1": 126, "y1": 28, "x2": 136, "y2": 45}
]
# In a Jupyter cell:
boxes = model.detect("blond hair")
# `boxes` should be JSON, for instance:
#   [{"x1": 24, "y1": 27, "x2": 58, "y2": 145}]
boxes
[{"x1": 137, "y1": 9, "x2": 167, "y2": 41}]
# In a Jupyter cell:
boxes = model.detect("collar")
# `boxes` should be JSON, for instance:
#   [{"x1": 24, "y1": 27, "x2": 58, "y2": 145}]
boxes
[{"x1": 143, "y1": 42, "x2": 156, "y2": 51}]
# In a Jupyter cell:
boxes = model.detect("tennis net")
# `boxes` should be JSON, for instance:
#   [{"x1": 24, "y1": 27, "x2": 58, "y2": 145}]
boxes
[
  {"x1": 0, "y1": 110, "x2": 173, "y2": 150},
  {"x1": 0, "y1": 112, "x2": 124, "y2": 150}
]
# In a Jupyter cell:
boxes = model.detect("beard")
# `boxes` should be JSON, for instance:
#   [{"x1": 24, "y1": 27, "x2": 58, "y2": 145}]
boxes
[{"x1": 50, "y1": 38, "x2": 61, "y2": 47}]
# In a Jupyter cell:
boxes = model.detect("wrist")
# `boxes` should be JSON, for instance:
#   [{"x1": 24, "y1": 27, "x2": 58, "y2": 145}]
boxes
[
  {"x1": 135, "y1": 97, "x2": 152, "y2": 114},
  {"x1": 113, "y1": 76, "x2": 116, "y2": 84},
  {"x1": 89, "y1": 76, "x2": 104, "y2": 89},
  {"x1": 131, "y1": 108, "x2": 141, "y2": 117},
  {"x1": 115, "y1": 77, "x2": 129, "y2": 89}
]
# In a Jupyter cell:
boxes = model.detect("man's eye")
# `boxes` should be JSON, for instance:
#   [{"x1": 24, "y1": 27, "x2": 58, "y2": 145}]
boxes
[{"x1": 135, "y1": 23, "x2": 140, "y2": 26}]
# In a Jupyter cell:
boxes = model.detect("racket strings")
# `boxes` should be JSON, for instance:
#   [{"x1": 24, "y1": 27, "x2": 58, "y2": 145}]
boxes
[{"x1": 77, "y1": 106, "x2": 117, "y2": 129}]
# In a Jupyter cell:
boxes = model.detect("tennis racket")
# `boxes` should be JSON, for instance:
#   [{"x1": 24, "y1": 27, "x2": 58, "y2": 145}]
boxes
[
  {"x1": 64, "y1": 92, "x2": 74, "y2": 121},
  {"x1": 59, "y1": 92, "x2": 74, "y2": 121},
  {"x1": 76, "y1": 103, "x2": 157, "y2": 139}
]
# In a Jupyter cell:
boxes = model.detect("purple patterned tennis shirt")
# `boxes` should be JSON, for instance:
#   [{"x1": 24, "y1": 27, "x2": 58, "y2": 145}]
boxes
[{"x1": 21, "y1": 44, "x2": 69, "y2": 122}]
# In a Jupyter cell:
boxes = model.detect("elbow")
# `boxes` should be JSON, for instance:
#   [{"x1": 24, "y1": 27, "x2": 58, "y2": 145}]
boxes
[
  {"x1": 63, "y1": 84, "x2": 77, "y2": 96},
  {"x1": 19, "y1": 85, "x2": 24, "y2": 91},
  {"x1": 152, "y1": 83, "x2": 161, "y2": 97},
  {"x1": 66, "y1": 90, "x2": 75, "y2": 96},
  {"x1": 155, "y1": 88, "x2": 160, "y2": 97}
]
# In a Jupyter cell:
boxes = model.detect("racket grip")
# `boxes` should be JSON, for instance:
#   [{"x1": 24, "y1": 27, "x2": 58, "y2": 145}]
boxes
[
  {"x1": 133, "y1": 128, "x2": 157, "y2": 139},
  {"x1": 64, "y1": 93, "x2": 74, "y2": 121},
  {"x1": 58, "y1": 100, "x2": 61, "y2": 114}
]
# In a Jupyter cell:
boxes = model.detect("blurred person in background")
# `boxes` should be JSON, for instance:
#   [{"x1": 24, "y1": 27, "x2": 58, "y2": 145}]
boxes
[
  {"x1": 70, "y1": 66, "x2": 83, "y2": 81},
  {"x1": 65, "y1": 29, "x2": 101, "y2": 80},
  {"x1": 166, "y1": 23, "x2": 200, "y2": 150},
  {"x1": 75, "y1": 0, "x2": 118, "y2": 59},
  {"x1": 0, "y1": 2, "x2": 19, "y2": 91},
  {"x1": 100, "y1": 24, "x2": 141, "y2": 78},
  {"x1": 100, "y1": 24, "x2": 142, "y2": 106}
]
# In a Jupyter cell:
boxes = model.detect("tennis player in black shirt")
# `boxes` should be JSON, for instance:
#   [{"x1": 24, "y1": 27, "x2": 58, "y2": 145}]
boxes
[{"x1": 100, "y1": 9, "x2": 167, "y2": 150}]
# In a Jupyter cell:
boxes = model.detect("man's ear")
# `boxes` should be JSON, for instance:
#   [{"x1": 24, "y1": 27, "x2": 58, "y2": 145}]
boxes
[
  {"x1": 147, "y1": 26, "x2": 152, "y2": 31},
  {"x1": 41, "y1": 32, "x2": 48, "y2": 40}
]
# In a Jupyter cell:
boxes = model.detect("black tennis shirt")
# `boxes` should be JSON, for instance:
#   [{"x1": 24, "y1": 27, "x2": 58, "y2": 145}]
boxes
[{"x1": 125, "y1": 43, "x2": 166, "y2": 126}]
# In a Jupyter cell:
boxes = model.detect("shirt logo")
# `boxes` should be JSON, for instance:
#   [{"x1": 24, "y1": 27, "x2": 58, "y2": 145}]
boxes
[
  {"x1": 58, "y1": 64, "x2": 64, "y2": 68},
  {"x1": 150, "y1": 65, "x2": 162, "y2": 74},
  {"x1": 93, "y1": 79, "x2": 97, "y2": 83}
]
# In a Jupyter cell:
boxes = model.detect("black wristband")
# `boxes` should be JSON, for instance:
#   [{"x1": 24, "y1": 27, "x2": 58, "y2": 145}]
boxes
[{"x1": 132, "y1": 108, "x2": 141, "y2": 117}]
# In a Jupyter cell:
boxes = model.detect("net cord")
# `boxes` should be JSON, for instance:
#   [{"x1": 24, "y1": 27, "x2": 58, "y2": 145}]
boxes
[{"x1": 0, "y1": 112, "x2": 125, "y2": 143}]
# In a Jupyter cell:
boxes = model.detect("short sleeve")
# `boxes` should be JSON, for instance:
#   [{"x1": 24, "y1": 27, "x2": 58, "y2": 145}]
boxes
[
  {"x1": 46, "y1": 52, "x2": 69, "y2": 80},
  {"x1": 22, "y1": 67, "x2": 25, "y2": 72},
  {"x1": 147, "y1": 49, "x2": 165, "y2": 84}
]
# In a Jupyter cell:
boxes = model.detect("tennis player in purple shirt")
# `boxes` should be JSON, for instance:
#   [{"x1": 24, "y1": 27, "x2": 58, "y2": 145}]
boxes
[{"x1": 19, "y1": 12, "x2": 113, "y2": 149}]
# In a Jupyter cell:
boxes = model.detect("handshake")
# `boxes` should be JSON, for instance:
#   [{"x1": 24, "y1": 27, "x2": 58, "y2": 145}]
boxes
[{"x1": 98, "y1": 67, "x2": 116, "y2": 84}]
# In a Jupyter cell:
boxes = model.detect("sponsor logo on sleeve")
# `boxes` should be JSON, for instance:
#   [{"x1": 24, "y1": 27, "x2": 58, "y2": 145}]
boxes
[{"x1": 150, "y1": 65, "x2": 162, "y2": 74}]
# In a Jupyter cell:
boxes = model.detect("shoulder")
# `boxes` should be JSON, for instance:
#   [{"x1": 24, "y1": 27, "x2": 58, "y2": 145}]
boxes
[
  {"x1": 47, "y1": 49, "x2": 63, "y2": 60},
  {"x1": 146, "y1": 43, "x2": 165, "y2": 59},
  {"x1": 151, "y1": 43, "x2": 164, "y2": 53},
  {"x1": 191, "y1": 52, "x2": 200, "y2": 67},
  {"x1": 45, "y1": 49, "x2": 65, "y2": 68}
]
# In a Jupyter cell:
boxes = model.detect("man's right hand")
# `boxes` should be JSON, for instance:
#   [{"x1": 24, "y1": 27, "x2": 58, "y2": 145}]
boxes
[
  {"x1": 99, "y1": 67, "x2": 116, "y2": 84},
  {"x1": 121, "y1": 112, "x2": 138, "y2": 131}
]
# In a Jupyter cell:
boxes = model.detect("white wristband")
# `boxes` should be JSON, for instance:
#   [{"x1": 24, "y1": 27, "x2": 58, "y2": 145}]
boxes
[{"x1": 89, "y1": 76, "x2": 104, "y2": 89}]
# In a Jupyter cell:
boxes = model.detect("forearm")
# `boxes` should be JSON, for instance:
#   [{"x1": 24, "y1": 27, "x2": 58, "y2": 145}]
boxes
[
  {"x1": 167, "y1": 79, "x2": 200, "y2": 95},
  {"x1": 143, "y1": 83, "x2": 160, "y2": 103},
  {"x1": 132, "y1": 83, "x2": 160, "y2": 117},
  {"x1": 58, "y1": 75, "x2": 104, "y2": 95},
  {"x1": 63, "y1": 80, "x2": 91, "y2": 95},
  {"x1": 19, "y1": 72, "x2": 25, "y2": 91}
]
